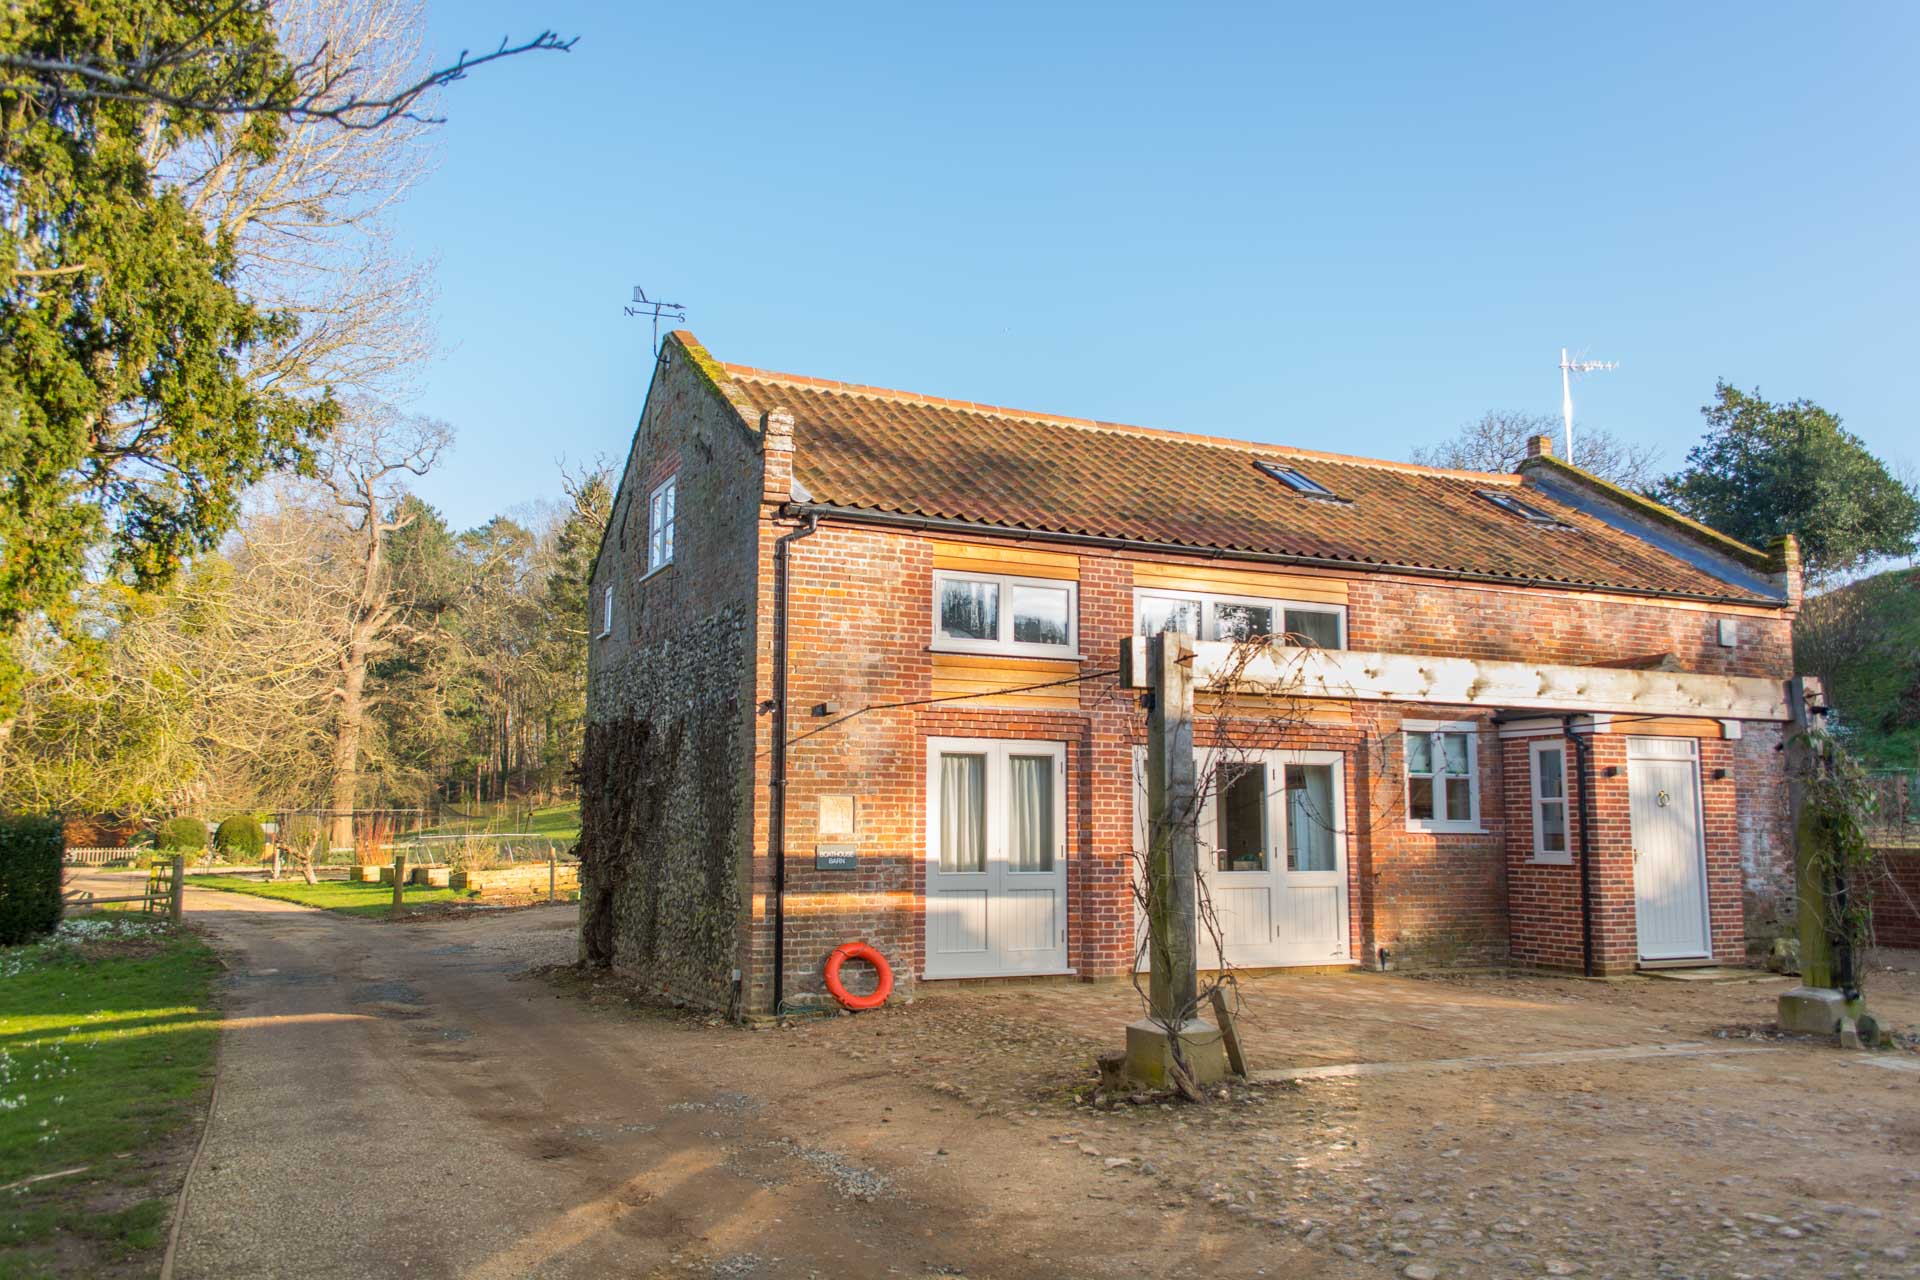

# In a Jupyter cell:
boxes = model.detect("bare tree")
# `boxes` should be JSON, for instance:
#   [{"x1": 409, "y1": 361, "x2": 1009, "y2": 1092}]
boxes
[
  {"x1": 1, "y1": 5, "x2": 571, "y2": 131},
  {"x1": 1411, "y1": 410, "x2": 1663, "y2": 491},
  {"x1": 311, "y1": 402, "x2": 451, "y2": 850},
  {"x1": 154, "y1": 0, "x2": 443, "y2": 398}
]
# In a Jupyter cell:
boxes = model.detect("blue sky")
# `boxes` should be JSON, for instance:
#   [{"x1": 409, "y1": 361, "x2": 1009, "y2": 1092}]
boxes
[{"x1": 391, "y1": 2, "x2": 1919, "y2": 530}]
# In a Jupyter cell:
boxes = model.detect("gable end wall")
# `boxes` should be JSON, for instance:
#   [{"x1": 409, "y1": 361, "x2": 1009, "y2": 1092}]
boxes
[{"x1": 580, "y1": 345, "x2": 765, "y2": 1010}]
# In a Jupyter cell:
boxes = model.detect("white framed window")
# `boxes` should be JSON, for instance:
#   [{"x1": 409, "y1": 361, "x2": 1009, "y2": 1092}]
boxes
[
  {"x1": 933, "y1": 571, "x2": 1078, "y2": 657},
  {"x1": 597, "y1": 584, "x2": 613, "y2": 639},
  {"x1": 1403, "y1": 719, "x2": 1480, "y2": 832},
  {"x1": 1134, "y1": 588, "x2": 1346, "y2": 650},
  {"x1": 1529, "y1": 739, "x2": 1571, "y2": 864},
  {"x1": 647, "y1": 476, "x2": 677, "y2": 573}
]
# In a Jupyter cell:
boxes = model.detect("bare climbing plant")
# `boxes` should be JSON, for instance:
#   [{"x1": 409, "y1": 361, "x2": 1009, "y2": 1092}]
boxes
[{"x1": 1127, "y1": 635, "x2": 1344, "y2": 1100}]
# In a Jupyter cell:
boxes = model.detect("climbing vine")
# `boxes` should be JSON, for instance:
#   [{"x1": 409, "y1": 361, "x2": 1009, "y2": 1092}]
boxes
[{"x1": 1797, "y1": 725, "x2": 1881, "y2": 990}]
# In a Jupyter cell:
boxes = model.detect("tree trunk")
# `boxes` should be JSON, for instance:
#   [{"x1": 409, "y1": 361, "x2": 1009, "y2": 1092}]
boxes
[{"x1": 329, "y1": 638, "x2": 368, "y2": 852}]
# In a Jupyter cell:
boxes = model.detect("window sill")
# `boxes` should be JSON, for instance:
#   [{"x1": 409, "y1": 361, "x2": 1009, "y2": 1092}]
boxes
[
  {"x1": 1404, "y1": 823, "x2": 1487, "y2": 836},
  {"x1": 1527, "y1": 855, "x2": 1574, "y2": 867},
  {"x1": 639, "y1": 561, "x2": 676, "y2": 584},
  {"x1": 928, "y1": 644, "x2": 1084, "y2": 661}
]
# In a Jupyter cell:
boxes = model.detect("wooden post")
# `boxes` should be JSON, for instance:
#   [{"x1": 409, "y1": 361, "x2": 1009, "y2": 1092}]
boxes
[
  {"x1": 169, "y1": 856, "x2": 185, "y2": 923},
  {"x1": 1208, "y1": 987, "x2": 1248, "y2": 1077},
  {"x1": 1145, "y1": 630, "x2": 1199, "y2": 1026},
  {"x1": 1785, "y1": 676, "x2": 1833, "y2": 989},
  {"x1": 271, "y1": 845, "x2": 281, "y2": 881},
  {"x1": 548, "y1": 851, "x2": 557, "y2": 903},
  {"x1": 391, "y1": 852, "x2": 406, "y2": 915}
]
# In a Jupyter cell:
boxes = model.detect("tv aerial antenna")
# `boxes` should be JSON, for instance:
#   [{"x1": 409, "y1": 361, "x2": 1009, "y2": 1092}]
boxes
[
  {"x1": 1559, "y1": 347, "x2": 1617, "y2": 461},
  {"x1": 625, "y1": 286, "x2": 687, "y2": 356}
]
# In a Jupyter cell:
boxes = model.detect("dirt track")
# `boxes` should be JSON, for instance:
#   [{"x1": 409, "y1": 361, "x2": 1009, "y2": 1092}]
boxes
[
  {"x1": 169, "y1": 886, "x2": 1920, "y2": 1279},
  {"x1": 172, "y1": 891, "x2": 1328, "y2": 1279}
]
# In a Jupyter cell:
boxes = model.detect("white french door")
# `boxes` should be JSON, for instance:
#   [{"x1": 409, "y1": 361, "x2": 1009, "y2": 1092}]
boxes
[
  {"x1": 925, "y1": 738, "x2": 1069, "y2": 978},
  {"x1": 1133, "y1": 747, "x2": 1350, "y2": 969},
  {"x1": 1628, "y1": 736, "x2": 1712, "y2": 962}
]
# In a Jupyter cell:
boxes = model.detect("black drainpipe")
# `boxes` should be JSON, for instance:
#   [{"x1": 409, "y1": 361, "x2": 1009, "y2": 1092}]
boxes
[
  {"x1": 1565, "y1": 716, "x2": 1596, "y2": 978},
  {"x1": 769, "y1": 514, "x2": 820, "y2": 1014}
]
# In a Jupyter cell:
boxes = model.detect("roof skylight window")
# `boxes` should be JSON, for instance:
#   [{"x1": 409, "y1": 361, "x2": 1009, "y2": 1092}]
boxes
[
  {"x1": 1478, "y1": 489, "x2": 1564, "y2": 525},
  {"x1": 1256, "y1": 461, "x2": 1336, "y2": 497}
]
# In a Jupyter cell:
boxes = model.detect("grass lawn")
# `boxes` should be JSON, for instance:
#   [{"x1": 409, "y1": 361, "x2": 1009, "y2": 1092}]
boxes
[
  {"x1": 417, "y1": 801, "x2": 579, "y2": 844},
  {"x1": 0, "y1": 919, "x2": 220, "y2": 1279},
  {"x1": 184, "y1": 875, "x2": 478, "y2": 917}
]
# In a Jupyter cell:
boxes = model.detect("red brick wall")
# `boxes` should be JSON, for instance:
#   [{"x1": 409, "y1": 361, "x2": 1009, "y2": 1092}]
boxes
[
  {"x1": 1347, "y1": 576, "x2": 1792, "y2": 677},
  {"x1": 1502, "y1": 729, "x2": 1746, "y2": 974},
  {"x1": 726, "y1": 523, "x2": 1792, "y2": 1009},
  {"x1": 1871, "y1": 848, "x2": 1920, "y2": 950}
]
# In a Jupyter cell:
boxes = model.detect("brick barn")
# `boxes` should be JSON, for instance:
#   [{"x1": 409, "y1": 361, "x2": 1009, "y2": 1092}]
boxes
[{"x1": 580, "y1": 332, "x2": 1802, "y2": 1015}]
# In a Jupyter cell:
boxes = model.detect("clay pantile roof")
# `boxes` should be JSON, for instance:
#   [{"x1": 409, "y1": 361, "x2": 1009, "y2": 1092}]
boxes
[{"x1": 714, "y1": 355, "x2": 1781, "y2": 605}]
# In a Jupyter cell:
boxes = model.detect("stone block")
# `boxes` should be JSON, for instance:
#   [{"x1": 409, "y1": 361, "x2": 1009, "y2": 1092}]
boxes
[
  {"x1": 1777, "y1": 986, "x2": 1844, "y2": 1036},
  {"x1": 1123, "y1": 1017, "x2": 1230, "y2": 1089}
]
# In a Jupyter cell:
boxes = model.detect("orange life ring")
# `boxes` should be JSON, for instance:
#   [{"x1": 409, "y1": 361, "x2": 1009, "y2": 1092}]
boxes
[{"x1": 824, "y1": 942, "x2": 893, "y2": 1011}]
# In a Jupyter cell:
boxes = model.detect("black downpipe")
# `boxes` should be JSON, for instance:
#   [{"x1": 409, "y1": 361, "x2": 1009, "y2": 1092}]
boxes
[
  {"x1": 1566, "y1": 718, "x2": 1596, "y2": 978},
  {"x1": 770, "y1": 515, "x2": 820, "y2": 1014}
]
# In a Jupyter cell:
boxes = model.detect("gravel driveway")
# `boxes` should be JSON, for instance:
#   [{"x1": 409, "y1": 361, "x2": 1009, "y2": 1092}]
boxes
[{"x1": 170, "y1": 888, "x2": 1319, "y2": 1279}]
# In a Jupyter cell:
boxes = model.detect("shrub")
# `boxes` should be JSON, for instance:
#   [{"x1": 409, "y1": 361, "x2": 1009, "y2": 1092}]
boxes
[
  {"x1": 214, "y1": 815, "x2": 267, "y2": 859},
  {"x1": 0, "y1": 815, "x2": 64, "y2": 945},
  {"x1": 156, "y1": 817, "x2": 208, "y2": 851}
]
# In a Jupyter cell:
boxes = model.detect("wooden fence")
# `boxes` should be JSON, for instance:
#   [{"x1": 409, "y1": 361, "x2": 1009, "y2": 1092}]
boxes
[{"x1": 64, "y1": 846, "x2": 141, "y2": 865}]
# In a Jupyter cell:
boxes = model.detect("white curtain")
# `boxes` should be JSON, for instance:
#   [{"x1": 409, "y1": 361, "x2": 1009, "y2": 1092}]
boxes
[
  {"x1": 940, "y1": 754, "x2": 986, "y2": 872},
  {"x1": 1007, "y1": 755, "x2": 1054, "y2": 872},
  {"x1": 1287, "y1": 764, "x2": 1337, "y2": 872}
]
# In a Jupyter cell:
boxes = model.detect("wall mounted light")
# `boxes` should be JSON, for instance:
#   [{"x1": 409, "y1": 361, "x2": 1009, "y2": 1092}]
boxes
[
  {"x1": 1602, "y1": 765, "x2": 1621, "y2": 778},
  {"x1": 1712, "y1": 767, "x2": 1730, "y2": 781}
]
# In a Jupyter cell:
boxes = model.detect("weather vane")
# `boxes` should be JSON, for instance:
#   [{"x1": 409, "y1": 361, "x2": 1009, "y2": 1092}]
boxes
[{"x1": 625, "y1": 285, "x2": 687, "y2": 356}]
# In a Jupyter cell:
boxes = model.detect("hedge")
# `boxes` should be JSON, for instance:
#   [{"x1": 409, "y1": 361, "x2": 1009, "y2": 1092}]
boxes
[
  {"x1": 0, "y1": 815, "x2": 64, "y2": 945},
  {"x1": 214, "y1": 815, "x2": 266, "y2": 859},
  {"x1": 156, "y1": 817, "x2": 208, "y2": 851}
]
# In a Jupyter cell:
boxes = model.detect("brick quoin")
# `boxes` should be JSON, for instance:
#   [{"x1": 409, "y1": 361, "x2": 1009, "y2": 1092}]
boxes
[{"x1": 588, "y1": 335, "x2": 1802, "y2": 1014}]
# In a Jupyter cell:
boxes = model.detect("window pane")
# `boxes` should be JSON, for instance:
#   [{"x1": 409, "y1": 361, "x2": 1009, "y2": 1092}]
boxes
[
  {"x1": 1011, "y1": 584, "x2": 1071, "y2": 647},
  {"x1": 1212, "y1": 603, "x2": 1274, "y2": 643},
  {"x1": 1408, "y1": 775, "x2": 1434, "y2": 820},
  {"x1": 939, "y1": 753, "x2": 986, "y2": 872},
  {"x1": 1540, "y1": 800, "x2": 1567, "y2": 853},
  {"x1": 1008, "y1": 755, "x2": 1055, "y2": 872},
  {"x1": 1137, "y1": 595, "x2": 1199, "y2": 637},
  {"x1": 1286, "y1": 764, "x2": 1337, "y2": 872},
  {"x1": 939, "y1": 579, "x2": 1000, "y2": 642},
  {"x1": 1439, "y1": 732, "x2": 1470, "y2": 776},
  {"x1": 1535, "y1": 747, "x2": 1564, "y2": 801},
  {"x1": 1445, "y1": 777, "x2": 1473, "y2": 823},
  {"x1": 1406, "y1": 732, "x2": 1432, "y2": 776},
  {"x1": 1284, "y1": 609, "x2": 1341, "y2": 649},
  {"x1": 1215, "y1": 764, "x2": 1267, "y2": 872}
]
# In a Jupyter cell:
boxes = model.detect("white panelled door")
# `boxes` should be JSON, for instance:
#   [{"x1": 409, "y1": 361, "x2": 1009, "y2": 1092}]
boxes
[
  {"x1": 925, "y1": 738, "x2": 1069, "y2": 978},
  {"x1": 1628, "y1": 736, "x2": 1712, "y2": 962},
  {"x1": 1133, "y1": 747, "x2": 1350, "y2": 969}
]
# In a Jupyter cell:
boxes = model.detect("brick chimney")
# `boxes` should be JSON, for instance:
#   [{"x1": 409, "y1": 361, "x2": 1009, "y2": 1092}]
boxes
[
  {"x1": 761, "y1": 407, "x2": 795, "y2": 505},
  {"x1": 1525, "y1": 433, "x2": 1555, "y2": 460}
]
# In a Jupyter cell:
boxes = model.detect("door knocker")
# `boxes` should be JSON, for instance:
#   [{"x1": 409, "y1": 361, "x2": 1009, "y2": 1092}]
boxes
[{"x1": 1655, "y1": 789, "x2": 1672, "y2": 808}]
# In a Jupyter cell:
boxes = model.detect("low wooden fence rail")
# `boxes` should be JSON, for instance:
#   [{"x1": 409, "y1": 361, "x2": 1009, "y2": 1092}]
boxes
[
  {"x1": 64, "y1": 846, "x2": 141, "y2": 865},
  {"x1": 62, "y1": 856, "x2": 186, "y2": 922}
]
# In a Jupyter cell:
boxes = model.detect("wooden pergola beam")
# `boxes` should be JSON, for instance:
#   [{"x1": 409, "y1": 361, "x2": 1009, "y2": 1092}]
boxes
[{"x1": 1119, "y1": 639, "x2": 1791, "y2": 722}]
